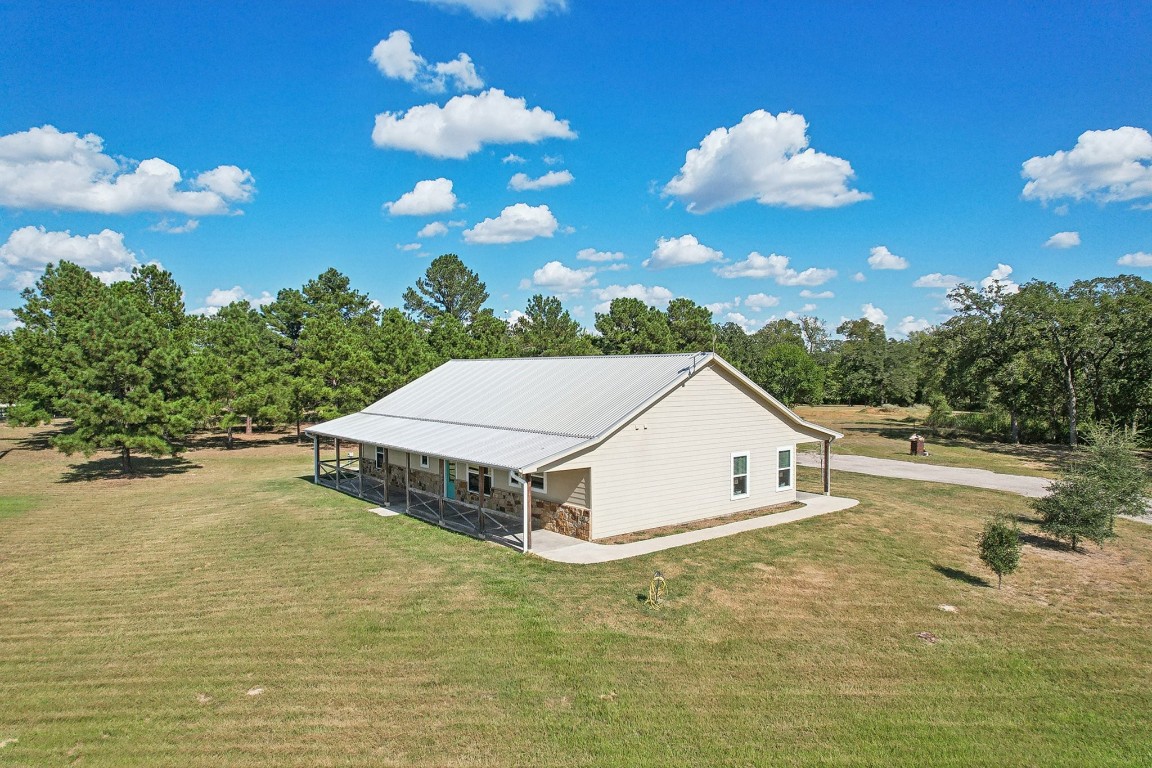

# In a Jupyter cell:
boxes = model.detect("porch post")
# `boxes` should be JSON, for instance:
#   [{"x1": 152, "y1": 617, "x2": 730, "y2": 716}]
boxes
[
  {"x1": 334, "y1": 438, "x2": 341, "y2": 487},
  {"x1": 383, "y1": 447, "x2": 390, "y2": 505},
  {"x1": 405, "y1": 451, "x2": 411, "y2": 510},
  {"x1": 438, "y1": 459, "x2": 445, "y2": 524},
  {"x1": 312, "y1": 434, "x2": 319, "y2": 483},
  {"x1": 822, "y1": 439, "x2": 831, "y2": 496},
  {"x1": 357, "y1": 444, "x2": 364, "y2": 498},
  {"x1": 477, "y1": 466, "x2": 486, "y2": 534},
  {"x1": 523, "y1": 473, "x2": 533, "y2": 553}
]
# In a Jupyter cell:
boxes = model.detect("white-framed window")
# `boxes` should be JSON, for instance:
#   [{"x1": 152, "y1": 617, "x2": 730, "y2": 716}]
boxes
[
  {"x1": 468, "y1": 465, "x2": 493, "y2": 495},
  {"x1": 419, "y1": 455, "x2": 429, "y2": 469},
  {"x1": 375, "y1": 446, "x2": 384, "y2": 469},
  {"x1": 731, "y1": 452, "x2": 750, "y2": 499},
  {"x1": 777, "y1": 447, "x2": 794, "y2": 491},
  {"x1": 510, "y1": 471, "x2": 546, "y2": 494}
]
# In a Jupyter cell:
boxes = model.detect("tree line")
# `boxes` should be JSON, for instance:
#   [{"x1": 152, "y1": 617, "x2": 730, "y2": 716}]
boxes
[{"x1": 1, "y1": 253, "x2": 1149, "y2": 467}]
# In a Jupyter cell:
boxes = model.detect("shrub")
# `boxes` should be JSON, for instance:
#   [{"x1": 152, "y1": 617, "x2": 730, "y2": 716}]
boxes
[{"x1": 978, "y1": 515, "x2": 1022, "y2": 589}]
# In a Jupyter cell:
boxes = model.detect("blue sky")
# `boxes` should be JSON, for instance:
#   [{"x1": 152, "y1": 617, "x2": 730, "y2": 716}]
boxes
[{"x1": 2, "y1": 0, "x2": 1150, "y2": 335}]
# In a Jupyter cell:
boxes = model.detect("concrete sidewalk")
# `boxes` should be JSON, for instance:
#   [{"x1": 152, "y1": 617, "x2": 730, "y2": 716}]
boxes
[
  {"x1": 529, "y1": 492, "x2": 859, "y2": 564},
  {"x1": 798, "y1": 451, "x2": 1152, "y2": 524}
]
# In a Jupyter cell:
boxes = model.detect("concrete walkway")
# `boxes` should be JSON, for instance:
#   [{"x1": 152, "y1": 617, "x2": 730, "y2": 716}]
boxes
[
  {"x1": 528, "y1": 492, "x2": 859, "y2": 564},
  {"x1": 798, "y1": 452, "x2": 1152, "y2": 524}
]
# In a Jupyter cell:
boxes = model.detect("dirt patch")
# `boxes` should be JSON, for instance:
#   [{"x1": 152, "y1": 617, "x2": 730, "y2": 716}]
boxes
[{"x1": 594, "y1": 501, "x2": 804, "y2": 545}]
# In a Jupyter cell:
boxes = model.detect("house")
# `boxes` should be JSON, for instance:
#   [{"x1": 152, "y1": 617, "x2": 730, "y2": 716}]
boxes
[{"x1": 305, "y1": 352, "x2": 841, "y2": 551}]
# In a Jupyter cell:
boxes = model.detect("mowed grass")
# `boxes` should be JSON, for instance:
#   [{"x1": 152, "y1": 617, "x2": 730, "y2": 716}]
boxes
[
  {"x1": 794, "y1": 405, "x2": 1068, "y2": 478},
  {"x1": 1, "y1": 426, "x2": 1150, "y2": 766}
]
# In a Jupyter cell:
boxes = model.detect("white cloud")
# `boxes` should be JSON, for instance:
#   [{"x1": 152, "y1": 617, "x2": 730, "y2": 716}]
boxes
[
  {"x1": 714, "y1": 251, "x2": 836, "y2": 286},
  {"x1": 372, "y1": 88, "x2": 576, "y2": 159},
  {"x1": 663, "y1": 110, "x2": 871, "y2": 213},
  {"x1": 1044, "y1": 231, "x2": 1081, "y2": 248},
  {"x1": 397, "y1": 242, "x2": 422, "y2": 251},
  {"x1": 861, "y1": 303, "x2": 888, "y2": 326},
  {"x1": 1118, "y1": 251, "x2": 1152, "y2": 267},
  {"x1": 543, "y1": 154, "x2": 563, "y2": 165},
  {"x1": 463, "y1": 203, "x2": 558, "y2": 244},
  {"x1": 913, "y1": 273, "x2": 964, "y2": 289},
  {"x1": 896, "y1": 316, "x2": 932, "y2": 336},
  {"x1": 705, "y1": 299, "x2": 737, "y2": 315},
  {"x1": 0, "y1": 125, "x2": 254, "y2": 215},
  {"x1": 370, "y1": 30, "x2": 483, "y2": 93},
  {"x1": 0, "y1": 308, "x2": 20, "y2": 331},
  {"x1": 981, "y1": 263, "x2": 1019, "y2": 294},
  {"x1": 599, "y1": 262, "x2": 629, "y2": 272},
  {"x1": 851, "y1": 271, "x2": 866, "y2": 282},
  {"x1": 725, "y1": 312, "x2": 760, "y2": 332},
  {"x1": 192, "y1": 285, "x2": 274, "y2": 316},
  {"x1": 149, "y1": 218, "x2": 199, "y2": 234},
  {"x1": 502, "y1": 153, "x2": 527, "y2": 164},
  {"x1": 504, "y1": 309, "x2": 527, "y2": 325},
  {"x1": 1022, "y1": 126, "x2": 1152, "y2": 204},
  {"x1": 799, "y1": 303, "x2": 817, "y2": 312},
  {"x1": 577, "y1": 247, "x2": 625, "y2": 262},
  {"x1": 867, "y1": 245, "x2": 908, "y2": 270},
  {"x1": 383, "y1": 178, "x2": 458, "y2": 216},
  {"x1": 519, "y1": 260, "x2": 597, "y2": 295},
  {"x1": 800, "y1": 289, "x2": 833, "y2": 299},
  {"x1": 413, "y1": 0, "x2": 567, "y2": 21},
  {"x1": 417, "y1": 221, "x2": 449, "y2": 238},
  {"x1": 644, "y1": 234, "x2": 724, "y2": 269},
  {"x1": 0, "y1": 226, "x2": 141, "y2": 289},
  {"x1": 744, "y1": 292, "x2": 780, "y2": 311},
  {"x1": 509, "y1": 169, "x2": 574, "y2": 191},
  {"x1": 592, "y1": 283, "x2": 674, "y2": 313}
]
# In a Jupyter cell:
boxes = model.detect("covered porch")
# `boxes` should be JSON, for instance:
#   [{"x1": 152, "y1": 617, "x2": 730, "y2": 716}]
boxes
[{"x1": 312, "y1": 436, "x2": 538, "y2": 552}]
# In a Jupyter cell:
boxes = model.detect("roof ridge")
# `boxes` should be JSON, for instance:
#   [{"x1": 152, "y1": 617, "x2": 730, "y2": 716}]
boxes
[
  {"x1": 360, "y1": 411, "x2": 598, "y2": 440},
  {"x1": 445, "y1": 352, "x2": 708, "y2": 363}
]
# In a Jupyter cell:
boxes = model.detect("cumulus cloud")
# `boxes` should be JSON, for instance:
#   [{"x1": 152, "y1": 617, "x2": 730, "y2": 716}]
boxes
[
  {"x1": 191, "y1": 285, "x2": 274, "y2": 316},
  {"x1": 592, "y1": 283, "x2": 674, "y2": 313},
  {"x1": 861, "y1": 303, "x2": 888, "y2": 326},
  {"x1": 463, "y1": 203, "x2": 557, "y2": 244},
  {"x1": 372, "y1": 89, "x2": 575, "y2": 159},
  {"x1": 1044, "y1": 231, "x2": 1081, "y2": 248},
  {"x1": 800, "y1": 289, "x2": 833, "y2": 299},
  {"x1": 397, "y1": 242, "x2": 422, "y2": 251},
  {"x1": 714, "y1": 251, "x2": 836, "y2": 286},
  {"x1": 509, "y1": 169, "x2": 573, "y2": 191},
  {"x1": 519, "y1": 260, "x2": 597, "y2": 295},
  {"x1": 644, "y1": 234, "x2": 724, "y2": 269},
  {"x1": 1118, "y1": 251, "x2": 1152, "y2": 267},
  {"x1": 662, "y1": 110, "x2": 871, "y2": 213},
  {"x1": 370, "y1": 30, "x2": 483, "y2": 93},
  {"x1": 0, "y1": 125, "x2": 254, "y2": 215},
  {"x1": 913, "y1": 273, "x2": 964, "y2": 289},
  {"x1": 413, "y1": 0, "x2": 566, "y2": 21},
  {"x1": 0, "y1": 226, "x2": 142, "y2": 289},
  {"x1": 577, "y1": 247, "x2": 625, "y2": 262},
  {"x1": 896, "y1": 316, "x2": 932, "y2": 336},
  {"x1": 417, "y1": 221, "x2": 448, "y2": 238},
  {"x1": 867, "y1": 245, "x2": 908, "y2": 270},
  {"x1": 851, "y1": 272, "x2": 866, "y2": 282},
  {"x1": 0, "y1": 308, "x2": 19, "y2": 331},
  {"x1": 725, "y1": 312, "x2": 760, "y2": 332},
  {"x1": 384, "y1": 178, "x2": 458, "y2": 216},
  {"x1": 981, "y1": 263, "x2": 1019, "y2": 294},
  {"x1": 149, "y1": 218, "x2": 199, "y2": 234},
  {"x1": 743, "y1": 292, "x2": 780, "y2": 311},
  {"x1": 502, "y1": 153, "x2": 526, "y2": 164},
  {"x1": 1022, "y1": 126, "x2": 1152, "y2": 204}
]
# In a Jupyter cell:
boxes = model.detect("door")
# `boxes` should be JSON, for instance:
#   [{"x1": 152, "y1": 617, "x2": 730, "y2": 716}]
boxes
[{"x1": 444, "y1": 461, "x2": 456, "y2": 498}]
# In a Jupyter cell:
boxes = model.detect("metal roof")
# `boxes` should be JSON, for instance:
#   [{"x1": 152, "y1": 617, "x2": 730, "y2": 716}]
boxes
[{"x1": 306, "y1": 352, "x2": 840, "y2": 471}]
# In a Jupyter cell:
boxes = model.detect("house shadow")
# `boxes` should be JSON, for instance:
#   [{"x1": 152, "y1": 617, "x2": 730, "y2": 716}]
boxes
[
  {"x1": 58, "y1": 455, "x2": 201, "y2": 483},
  {"x1": 931, "y1": 563, "x2": 991, "y2": 588}
]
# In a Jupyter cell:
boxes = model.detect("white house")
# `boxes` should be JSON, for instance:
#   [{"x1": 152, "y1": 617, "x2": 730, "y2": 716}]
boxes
[{"x1": 305, "y1": 352, "x2": 841, "y2": 551}]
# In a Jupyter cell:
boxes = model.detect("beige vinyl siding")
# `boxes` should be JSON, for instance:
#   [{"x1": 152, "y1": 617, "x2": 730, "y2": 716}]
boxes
[
  {"x1": 561, "y1": 364, "x2": 809, "y2": 539},
  {"x1": 541, "y1": 468, "x2": 589, "y2": 508}
]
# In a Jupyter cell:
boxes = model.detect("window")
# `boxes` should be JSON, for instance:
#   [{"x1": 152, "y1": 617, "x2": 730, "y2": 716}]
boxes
[
  {"x1": 468, "y1": 466, "x2": 493, "y2": 495},
  {"x1": 732, "y1": 452, "x2": 749, "y2": 499},
  {"x1": 509, "y1": 471, "x2": 546, "y2": 493},
  {"x1": 777, "y1": 447, "x2": 793, "y2": 490},
  {"x1": 375, "y1": 446, "x2": 384, "y2": 469},
  {"x1": 419, "y1": 455, "x2": 429, "y2": 469}
]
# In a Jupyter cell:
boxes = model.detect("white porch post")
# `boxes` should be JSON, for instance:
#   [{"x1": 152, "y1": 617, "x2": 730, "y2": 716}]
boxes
[
  {"x1": 334, "y1": 438, "x2": 341, "y2": 487},
  {"x1": 405, "y1": 451, "x2": 411, "y2": 510},
  {"x1": 522, "y1": 473, "x2": 533, "y2": 553},
  {"x1": 823, "y1": 439, "x2": 831, "y2": 496},
  {"x1": 357, "y1": 444, "x2": 364, "y2": 498},
  {"x1": 383, "y1": 447, "x2": 390, "y2": 505},
  {"x1": 312, "y1": 435, "x2": 319, "y2": 483}
]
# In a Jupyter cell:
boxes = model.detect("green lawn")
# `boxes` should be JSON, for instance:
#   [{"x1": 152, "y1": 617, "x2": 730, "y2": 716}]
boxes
[
  {"x1": 794, "y1": 405, "x2": 1069, "y2": 478},
  {"x1": 1, "y1": 425, "x2": 1150, "y2": 766}
]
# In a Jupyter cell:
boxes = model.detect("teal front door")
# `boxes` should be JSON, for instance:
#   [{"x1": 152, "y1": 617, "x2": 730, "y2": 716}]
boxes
[{"x1": 444, "y1": 461, "x2": 456, "y2": 498}]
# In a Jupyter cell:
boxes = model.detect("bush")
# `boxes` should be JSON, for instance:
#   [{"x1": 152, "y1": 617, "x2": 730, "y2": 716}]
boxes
[{"x1": 978, "y1": 515, "x2": 1022, "y2": 589}]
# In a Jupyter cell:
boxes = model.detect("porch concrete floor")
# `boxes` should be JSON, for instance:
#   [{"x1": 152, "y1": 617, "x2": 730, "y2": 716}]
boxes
[{"x1": 527, "y1": 492, "x2": 859, "y2": 564}]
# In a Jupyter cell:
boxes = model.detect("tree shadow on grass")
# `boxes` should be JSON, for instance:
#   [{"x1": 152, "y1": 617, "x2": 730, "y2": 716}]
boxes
[
  {"x1": 1018, "y1": 531, "x2": 1070, "y2": 552},
  {"x1": 15, "y1": 430, "x2": 57, "y2": 451},
  {"x1": 183, "y1": 431, "x2": 311, "y2": 452},
  {"x1": 58, "y1": 455, "x2": 201, "y2": 483},
  {"x1": 931, "y1": 563, "x2": 992, "y2": 588}
]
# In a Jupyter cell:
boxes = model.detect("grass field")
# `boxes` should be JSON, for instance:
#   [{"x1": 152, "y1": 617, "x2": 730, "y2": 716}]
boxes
[
  {"x1": 1, "y1": 424, "x2": 1150, "y2": 766},
  {"x1": 793, "y1": 405, "x2": 1069, "y2": 478}
]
